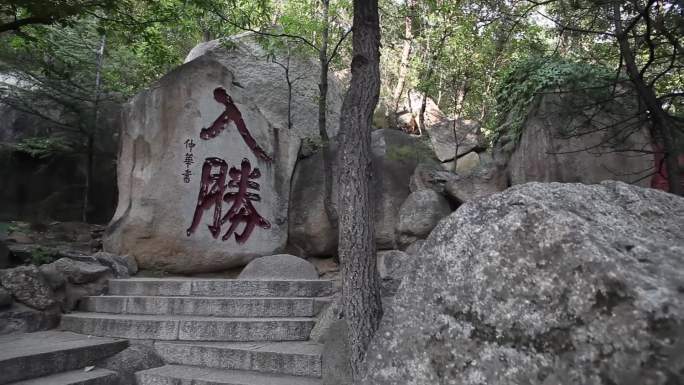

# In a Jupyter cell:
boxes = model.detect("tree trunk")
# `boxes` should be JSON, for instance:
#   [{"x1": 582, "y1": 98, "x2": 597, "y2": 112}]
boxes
[
  {"x1": 84, "y1": 34, "x2": 106, "y2": 223},
  {"x1": 613, "y1": 3, "x2": 683, "y2": 196},
  {"x1": 389, "y1": 0, "x2": 416, "y2": 128},
  {"x1": 319, "y1": 0, "x2": 338, "y2": 227},
  {"x1": 337, "y1": 0, "x2": 383, "y2": 380}
]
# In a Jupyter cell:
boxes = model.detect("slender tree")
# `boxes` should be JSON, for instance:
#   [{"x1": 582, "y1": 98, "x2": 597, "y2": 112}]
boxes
[{"x1": 337, "y1": 0, "x2": 383, "y2": 379}]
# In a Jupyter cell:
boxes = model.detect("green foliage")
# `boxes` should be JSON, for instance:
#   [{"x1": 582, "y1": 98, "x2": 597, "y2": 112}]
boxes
[
  {"x1": 490, "y1": 56, "x2": 618, "y2": 142},
  {"x1": 30, "y1": 247, "x2": 57, "y2": 266},
  {"x1": 10, "y1": 136, "x2": 74, "y2": 159}
]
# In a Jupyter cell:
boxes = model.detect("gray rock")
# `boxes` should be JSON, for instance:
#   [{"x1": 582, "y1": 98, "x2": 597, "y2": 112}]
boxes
[
  {"x1": 409, "y1": 163, "x2": 454, "y2": 194},
  {"x1": 396, "y1": 190, "x2": 452, "y2": 248},
  {"x1": 404, "y1": 240, "x2": 425, "y2": 256},
  {"x1": 93, "y1": 251, "x2": 138, "y2": 277},
  {"x1": 53, "y1": 257, "x2": 112, "y2": 284},
  {"x1": 104, "y1": 53, "x2": 301, "y2": 274},
  {"x1": 322, "y1": 319, "x2": 353, "y2": 385},
  {"x1": 288, "y1": 147, "x2": 338, "y2": 257},
  {"x1": 499, "y1": 91, "x2": 654, "y2": 187},
  {"x1": 0, "y1": 265, "x2": 56, "y2": 310},
  {"x1": 98, "y1": 344, "x2": 164, "y2": 385},
  {"x1": 372, "y1": 129, "x2": 435, "y2": 249},
  {"x1": 238, "y1": 254, "x2": 319, "y2": 280},
  {"x1": 310, "y1": 297, "x2": 342, "y2": 343},
  {"x1": 64, "y1": 279, "x2": 109, "y2": 311},
  {"x1": 377, "y1": 250, "x2": 410, "y2": 297},
  {"x1": 0, "y1": 303, "x2": 60, "y2": 334},
  {"x1": 454, "y1": 151, "x2": 481, "y2": 175},
  {"x1": 184, "y1": 32, "x2": 344, "y2": 140},
  {"x1": 0, "y1": 286, "x2": 12, "y2": 308},
  {"x1": 445, "y1": 163, "x2": 508, "y2": 204},
  {"x1": 289, "y1": 129, "x2": 430, "y2": 255},
  {"x1": 39, "y1": 262, "x2": 66, "y2": 290},
  {"x1": 363, "y1": 181, "x2": 684, "y2": 385}
]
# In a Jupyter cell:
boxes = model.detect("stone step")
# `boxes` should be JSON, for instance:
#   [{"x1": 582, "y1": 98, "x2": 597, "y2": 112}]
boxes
[
  {"x1": 9, "y1": 368, "x2": 118, "y2": 385},
  {"x1": 155, "y1": 341, "x2": 322, "y2": 377},
  {"x1": 79, "y1": 296, "x2": 321, "y2": 317},
  {"x1": 108, "y1": 278, "x2": 333, "y2": 298},
  {"x1": 0, "y1": 331, "x2": 127, "y2": 384},
  {"x1": 135, "y1": 365, "x2": 321, "y2": 385},
  {"x1": 60, "y1": 313, "x2": 315, "y2": 341}
]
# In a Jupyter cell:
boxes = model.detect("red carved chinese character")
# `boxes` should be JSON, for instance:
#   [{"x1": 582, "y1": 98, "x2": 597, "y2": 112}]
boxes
[
  {"x1": 186, "y1": 157, "x2": 270, "y2": 244},
  {"x1": 200, "y1": 87, "x2": 273, "y2": 163},
  {"x1": 186, "y1": 157, "x2": 228, "y2": 238},
  {"x1": 219, "y1": 158, "x2": 271, "y2": 243}
]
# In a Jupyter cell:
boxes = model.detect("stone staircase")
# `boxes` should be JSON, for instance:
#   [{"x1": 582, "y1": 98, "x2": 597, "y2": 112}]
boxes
[
  {"x1": 61, "y1": 277, "x2": 333, "y2": 384},
  {"x1": 0, "y1": 331, "x2": 127, "y2": 385}
]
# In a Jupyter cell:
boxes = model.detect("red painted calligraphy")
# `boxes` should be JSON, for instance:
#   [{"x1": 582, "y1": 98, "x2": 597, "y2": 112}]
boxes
[
  {"x1": 200, "y1": 87, "x2": 273, "y2": 163},
  {"x1": 186, "y1": 157, "x2": 270, "y2": 243}
]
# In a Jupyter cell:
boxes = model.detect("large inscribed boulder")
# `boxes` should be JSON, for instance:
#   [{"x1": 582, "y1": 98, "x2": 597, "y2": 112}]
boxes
[
  {"x1": 363, "y1": 182, "x2": 684, "y2": 385},
  {"x1": 185, "y1": 33, "x2": 344, "y2": 140},
  {"x1": 105, "y1": 56, "x2": 300, "y2": 274}
]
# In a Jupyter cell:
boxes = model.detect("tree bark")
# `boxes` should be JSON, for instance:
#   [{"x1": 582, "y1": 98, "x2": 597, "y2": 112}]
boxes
[
  {"x1": 84, "y1": 34, "x2": 106, "y2": 223},
  {"x1": 319, "y1": 0, "x2": 338, "y2": 227},
  {"x1": 337, "y1": 0, "x2": 383, "y2": 380},
  {"x1": 613, "y1": 3, "x2": 682, "y2": 196},
  {"x1": 389, "y1": 0, "x2": 416, "y2": 128}
]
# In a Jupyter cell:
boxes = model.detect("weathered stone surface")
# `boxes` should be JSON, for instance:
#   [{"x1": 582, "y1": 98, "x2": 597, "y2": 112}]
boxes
[
  {"x1": 454, "y1": 151, "x2": 481, "y2": 175},
  {"x1": 99, "y1": 344, "x2": 164, "y2": 385},
  {"x1": 104, "y1": 52, "x2": 301, "y2": 274},
  {"x1": 0, "y1": 330, "x2": 128, "y2": 383},
  {"x1": 93, "y1": 251, "x2": 138, "y2": 277},
  {"x1": 377, "y1": 250, "x2": 410, "y2": 297},
  {"x1": 363, "y1": 181, "x2": 684, "y2": 385},
  {"x1": 53, "y1": 257, "x2": 112, "y2": 284},
  {"x1": 0, "y1": 303, "x2": 60, "y2": 335},
  {"x1": 0, "y1": 287, "x2": 12, "y2": 308},
  {"x1": 322, "y1": 319, "x2": 352, "y2": 385},
  {"x1": 38, "y1": 262, "x2": 66, "y2": 290},
  {"x1": 287, "y1": 148, "x2": 338, "y2": 257},
  {"x1": 184, "y1": 32, "x2": 344, "y2": 140},
  {"x1": 289, "y1": 129, "x2": 429, "y2": 254},
  {"x1": 408, "y1": 163, "x2": 453, "y2": 194},
  {"x1": 445, "y1": 164, "x2": 508, "y2": 204},
  {"x1": 499, "y1": 92, "x2": 654, "y2": 187},
  {"x1": 0, "y1": 265, "x2": 56, "y2": 310},
  {"x1": 238, "y1": 254, "x2": 319, "y2": 280},
  {"x1": 404, "y1": 240, "x2": 425, "y2": 256},
  {"x1": 396, "y1": 190, "x2": 451, "y2": 247}
]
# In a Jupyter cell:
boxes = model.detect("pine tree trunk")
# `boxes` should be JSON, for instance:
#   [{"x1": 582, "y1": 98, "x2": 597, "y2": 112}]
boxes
[
  {"x1": 319, "y1": 0, "x2": 338, "y2": 227},
  {"x1": 337, "y1": 0, "x2": 383, "y2": 379},
  {"x1": 613, "y1": 4, "x2": 683, "y2": 196}
]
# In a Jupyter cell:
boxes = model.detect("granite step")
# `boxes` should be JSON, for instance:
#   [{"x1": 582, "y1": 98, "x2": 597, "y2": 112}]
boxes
[
  {"x1": 79, "y1": 296, "x2": 322, "y2": 318},
  {"x1": 0, "y1": 331, "x2": 127, "y2": 384},
  {"x1": 9, "y1": 368, "x2": 118, "y2": 385},
  {"x1": 155, "y1": 341, "x2": 322, "y2": 377},
  {"x1": 60, "y1": 313, "x2": 315, "y2": 341},
  {"x1": 135, "y1": 365, "x2": 321, "y2": 385},
  {"x1": 108, "y1": 278, "x2": 333, "y2": 298}
]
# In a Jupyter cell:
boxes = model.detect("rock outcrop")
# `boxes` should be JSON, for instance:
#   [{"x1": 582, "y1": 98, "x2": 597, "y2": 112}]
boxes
[
  {"x1": 184, "y1": 33, "x2": 344, "y2": 140},
  {"x1": 288, "y1": 129, "x2": 433, "y2": 255},
  {"x1": 496, "y1": 91, "x2": 654, "y2": 187},
  {"x1": 238, "y1": 254, "x2": 319, "y2": 280},
  {"x1": 363, "y1": 182, "x2": 684, "y2": 385},
  {"x1": 104, "y1": 54, "x2": 301, "y2": 273},
  {"x1": 395, "y1": 189, "x2": 452, "y2": 248}
]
